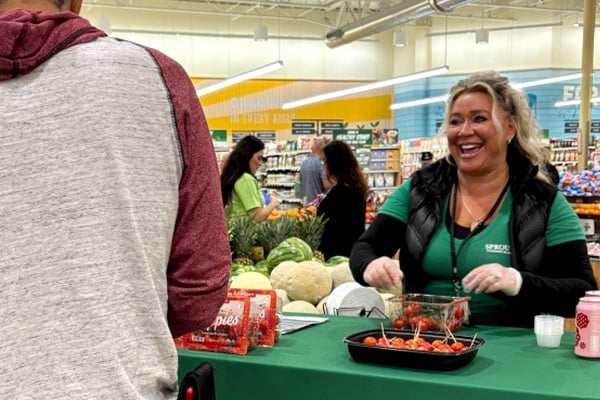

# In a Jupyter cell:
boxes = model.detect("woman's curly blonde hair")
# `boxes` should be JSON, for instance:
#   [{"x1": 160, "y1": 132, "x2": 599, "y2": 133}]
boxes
[{"x1": 441, "y1": 71, "x2": 552, "y2": 183}]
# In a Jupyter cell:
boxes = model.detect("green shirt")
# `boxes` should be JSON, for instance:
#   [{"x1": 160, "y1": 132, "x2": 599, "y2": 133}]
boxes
[
  {"x1": 380, "y1": 178, "x2": 585, "y2": 321},
  {"x1": 227, "y1": 173, "x2": 264, "y2": 218}
]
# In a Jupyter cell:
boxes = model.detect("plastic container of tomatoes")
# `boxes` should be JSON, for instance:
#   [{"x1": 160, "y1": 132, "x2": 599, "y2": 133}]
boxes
[
  {"x1": 388, "y1": 293, "x2": 470, "y2": 333},
  {"x1": 228, "y1": 288, "x2": 278, "y2": 347},
  {"x1": 178, "y1": 294, "x2": 257, "y2": 355},
  {"x1": 343, "y1": 328, "x2": 484, "y2": 370}
]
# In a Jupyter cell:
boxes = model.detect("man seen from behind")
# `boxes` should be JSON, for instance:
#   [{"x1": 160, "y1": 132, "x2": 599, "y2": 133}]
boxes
[{"x1": 0, "y1": 0, "x2": 231, "y2": 398}]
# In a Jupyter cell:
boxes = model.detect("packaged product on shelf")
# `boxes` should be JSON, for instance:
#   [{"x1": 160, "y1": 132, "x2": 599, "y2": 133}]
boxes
[
  {"x1": 228, "y1": 288, "x2": 278, "y2": 347},
  {"x1": 178, "y1": 294, "x2": 256, "y2": 355}
]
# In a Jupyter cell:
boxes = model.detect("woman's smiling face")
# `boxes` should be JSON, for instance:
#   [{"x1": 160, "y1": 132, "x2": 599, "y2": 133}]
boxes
[{"x1": 447, "y1": 91, "x2": 516, "y2": 176}]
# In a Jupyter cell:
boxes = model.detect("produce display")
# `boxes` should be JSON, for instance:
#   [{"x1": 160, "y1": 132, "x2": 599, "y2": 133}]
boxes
[
  {"x1": 270, "y1": 260, "x2": 332, "y2": 305},
  {"x1": 559, "y1": 170, "x2": 600, "y2": 197},
  {"x1": 227, "y1": 209, "x2": 395, "y2": 318},
  {"x1": 266, "y1": 238, "x2": 314, "y2": 272},
  {"x1": 224, "y1": 208, "x2": 477, "y2": 335}
]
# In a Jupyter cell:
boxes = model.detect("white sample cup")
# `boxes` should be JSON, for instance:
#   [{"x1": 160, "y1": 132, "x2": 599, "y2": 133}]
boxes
[{"x1": 534, "y1": 315, "x2": 564, "y2": 348}]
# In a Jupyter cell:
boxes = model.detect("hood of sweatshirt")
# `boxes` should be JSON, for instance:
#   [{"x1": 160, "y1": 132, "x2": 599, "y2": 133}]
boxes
[{"x1": 0, "y1": 8, "x2": 105, "y2": 81}]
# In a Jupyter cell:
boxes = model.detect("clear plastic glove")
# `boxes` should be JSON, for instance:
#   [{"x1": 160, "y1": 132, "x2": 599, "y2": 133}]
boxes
[
  {"x1": 461, "y1": 263, "x2": 522, "y2": 296},
  {"x1": 363, "y1": 257, "x2": 403, "y2": 292}
]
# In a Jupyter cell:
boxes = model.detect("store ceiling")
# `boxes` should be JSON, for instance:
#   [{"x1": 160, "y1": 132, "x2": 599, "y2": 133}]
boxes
[{"x1": 88, "y1": 0, "x2": 590, "y2": 44}]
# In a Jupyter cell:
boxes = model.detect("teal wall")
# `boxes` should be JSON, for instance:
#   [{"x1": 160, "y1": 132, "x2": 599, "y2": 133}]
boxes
[{"x1": 393, "y1": 69, "x2": 599, "y2": 140}]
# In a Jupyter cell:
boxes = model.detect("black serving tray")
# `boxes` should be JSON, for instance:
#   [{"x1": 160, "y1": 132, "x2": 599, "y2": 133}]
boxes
[{"x1": 343, "y1": 328, "x2": 484, "y2": 371}]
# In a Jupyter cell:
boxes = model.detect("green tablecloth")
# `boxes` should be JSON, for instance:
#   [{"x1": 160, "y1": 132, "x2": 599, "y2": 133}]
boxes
[{"x1": 177, "y1": 315, "x2": 600, "y2": 400}]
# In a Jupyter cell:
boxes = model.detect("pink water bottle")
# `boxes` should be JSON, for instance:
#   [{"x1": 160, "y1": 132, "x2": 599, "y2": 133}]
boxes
[{"x1": 575, "y1": 297, "x2": 600, "y2": 358}]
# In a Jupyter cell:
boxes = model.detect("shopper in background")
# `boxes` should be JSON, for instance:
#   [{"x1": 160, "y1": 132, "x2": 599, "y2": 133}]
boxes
[
  {"x1": 317, "y1": 140, "x2": 368, "y2": 260},
  {"x1": 300, "y1": 137, "x2": 331, "y2": 206},
  {"x1": 350, "y1": 71, "x2": 597, "y2": 328},
  {"x1": 0, "y1": 0, "x2": 231, "y2": 398},
  {"x1": 222, "y1": 135, "x2": 281, "y2": 221}
]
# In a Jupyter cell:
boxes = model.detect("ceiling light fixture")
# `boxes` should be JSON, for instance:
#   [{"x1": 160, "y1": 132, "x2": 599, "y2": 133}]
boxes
[
  {"x1": 475, "y1": 28, "x2": 489, "y2": 44},
  {"x1": 281, "y1": 66, "x2": 449, "y2": 110},
  {"x1": 196, "y1": 60, "x2": 283, "y2": 97},
  {"x1": 390, "y1": 72, "x2": 583, "y2": 110},
  {"x1": 393, "y1": 31, "x2": 407, "y2": 47},
  {"x1": 254, "y1": 24, "x2": 269, "y2": 41}
]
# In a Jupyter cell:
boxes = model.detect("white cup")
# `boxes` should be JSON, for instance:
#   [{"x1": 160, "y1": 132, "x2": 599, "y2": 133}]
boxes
[{"x1": 534, "y1": 315, "x2": 564, "y2": 348}]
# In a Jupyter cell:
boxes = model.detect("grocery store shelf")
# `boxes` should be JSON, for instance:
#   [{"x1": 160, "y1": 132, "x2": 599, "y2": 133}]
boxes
[
  {"x1": 266, "y1": 167, "x2": 301, "y2": 172},
  {"x1": 280, "y1": 197, "x2": 303, "y2": 204},
  {"x1": 265, "y1": 150, "x2": 310, "y2": 157},
  {"x1": 264, "y1": 183, "x2": 296, "y2": 188}
]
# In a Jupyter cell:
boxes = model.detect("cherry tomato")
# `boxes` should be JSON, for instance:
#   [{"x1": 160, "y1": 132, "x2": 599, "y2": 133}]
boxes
[
  {"x1": 416, "y1": 319, "x2": 430, "y2": 332},
  {"x1": 362, "y1": 336, "x2": 377, "y2": 345},
  {"x1": 259, "y1": 319, "x2": 269, "y2": 332},
  {"x1": 434, "y1": 344, "x2": 452, "y2": 352},
  {"x1": 403, "y1": 304, "x2": 421, "y2": 318},
  {"x1": 393, "y1": 318, "x2": 407, "y2": 329},
  {"x1": 454, "y1": 307, "x2": 465, "y2": 319},
  {"x1": 451, "y1": 342, "x2": 466, "y2": 352},
  {"x1": 446, "y1": 319, "x2": 458, "y2": 332}
]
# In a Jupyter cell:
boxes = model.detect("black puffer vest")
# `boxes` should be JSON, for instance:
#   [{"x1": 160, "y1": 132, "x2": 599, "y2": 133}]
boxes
[{"x1": 401, "y1": 147, "x2": 558, "y2": 293}]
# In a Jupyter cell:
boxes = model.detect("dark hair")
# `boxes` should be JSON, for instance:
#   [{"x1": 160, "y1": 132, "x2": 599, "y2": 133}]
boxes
[
  {"x1": 323, "y1": 140, "x2": 368, "y2": 199},
  {"x1": 220, "y1": 135, "x2": 265, "y2": 206}
]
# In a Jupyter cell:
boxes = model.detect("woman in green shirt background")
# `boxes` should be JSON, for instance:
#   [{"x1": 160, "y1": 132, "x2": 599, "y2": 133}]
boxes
[{"x1": 221, "y1": 135, "x2": 280, "y2": 221}]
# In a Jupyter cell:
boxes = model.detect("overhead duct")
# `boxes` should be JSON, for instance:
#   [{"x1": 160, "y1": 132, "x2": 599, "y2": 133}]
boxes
[{"x1": 325, "y1": 0, "x2": 476, "y2": 48}]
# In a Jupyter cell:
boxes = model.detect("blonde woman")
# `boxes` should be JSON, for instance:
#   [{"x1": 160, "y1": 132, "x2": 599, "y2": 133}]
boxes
[{"x1": 350, "y1": 71, "x2": 597, "y2": 327}]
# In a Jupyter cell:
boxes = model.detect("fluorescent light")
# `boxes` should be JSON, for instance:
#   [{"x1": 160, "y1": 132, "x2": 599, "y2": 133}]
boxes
[
  {"x1": 196, "y1": 60, "x2": 283, "y2": 97},
  {"x1": 281, "y1": 66, "x2": 449, "y2": 110},
  {"x1": 555, "y1": 97, "x2": 600, "y2": 107},
  {"x1": 390, "y1": 72, "x2": 583, "y2": 111},
  {"x1": 513, "y1": 73, "x2": 582, "y2": 89},
  {"x1": 390, "y1": 95, "x2": 447, "y2": 110}
]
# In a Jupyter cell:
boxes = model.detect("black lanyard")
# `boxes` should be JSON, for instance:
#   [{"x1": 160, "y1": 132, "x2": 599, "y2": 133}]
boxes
[{"x1": 449, "y1": 180, "x2": 510, "y2": 296}]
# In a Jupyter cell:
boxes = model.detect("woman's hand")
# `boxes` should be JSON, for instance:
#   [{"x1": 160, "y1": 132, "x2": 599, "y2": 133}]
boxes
[
  {"x1": 363, "y1": 257, "x2": 403, "y2": 291},
  {"x1": 462, "y1": 263, "x2": 522, "y2": 296},
  {"x1": 269, "y1": 196, "x2": 281, "y2": 208}
]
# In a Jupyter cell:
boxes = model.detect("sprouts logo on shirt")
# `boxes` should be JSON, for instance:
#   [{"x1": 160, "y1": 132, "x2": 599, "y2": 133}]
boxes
[{"x1": 485, "y1": 243, "x2": 511, "y2": 255}]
